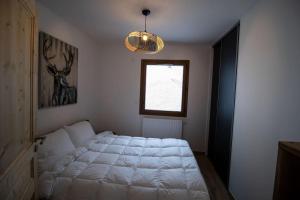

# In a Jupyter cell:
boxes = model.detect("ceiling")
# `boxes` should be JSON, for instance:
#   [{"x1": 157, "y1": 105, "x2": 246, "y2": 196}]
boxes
[{"x1": 38, "y1": 0, "x2": 258, "y2": 44}]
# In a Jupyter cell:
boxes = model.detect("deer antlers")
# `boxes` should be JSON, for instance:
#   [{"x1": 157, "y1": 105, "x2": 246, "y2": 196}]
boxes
[
  {"x1": 43, "y1": 37, "x2": 58, "y2": 75},
  {"x1": 43, "y1": 38, "x2": 56, "y2": 68},
  {"x1": 63, "y1": 45, "x2": 74, "y2": 75},
  {"x1": 42, "y1": 36, "x2": 75, "y2": 76}
]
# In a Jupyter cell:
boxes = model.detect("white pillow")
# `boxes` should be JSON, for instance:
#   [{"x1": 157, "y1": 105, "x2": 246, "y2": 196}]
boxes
[
  {"x1": 64, "y1": 121, "x2": 96, "y2": 147},
  {"x1": 37, "y1": 128, "x2": 75, "y2": 174}
]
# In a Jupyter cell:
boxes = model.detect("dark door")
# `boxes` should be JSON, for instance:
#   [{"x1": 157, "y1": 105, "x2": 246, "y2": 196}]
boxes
[
  {"x1": 208, "y1": 41, "x2": 221, "y2": 159},
  {"x1": 208, "y1": 25, "x2": 239, "y2": 187}
]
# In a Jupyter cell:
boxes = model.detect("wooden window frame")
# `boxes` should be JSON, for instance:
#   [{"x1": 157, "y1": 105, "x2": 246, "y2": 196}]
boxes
[{"x1": 139, "y1": 59, "x2": 189, "y2": 117}]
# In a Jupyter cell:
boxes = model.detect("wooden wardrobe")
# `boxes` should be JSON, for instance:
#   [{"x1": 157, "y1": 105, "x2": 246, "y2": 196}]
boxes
[
  {"x1": 0, "y1": 0, "x2": 38, "y2": 199},
  {"x1": 208, "y1": 24, "x2": 239, "y2": 188}
]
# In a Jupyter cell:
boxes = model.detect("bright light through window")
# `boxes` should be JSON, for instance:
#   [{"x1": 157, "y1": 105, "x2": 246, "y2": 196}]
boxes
[
  {"x1": 145, "y1": 65, "x2": 183, "y2": 111},
  {"x1": 140, "y1": 60, "x2": 189, "y2": 117}
]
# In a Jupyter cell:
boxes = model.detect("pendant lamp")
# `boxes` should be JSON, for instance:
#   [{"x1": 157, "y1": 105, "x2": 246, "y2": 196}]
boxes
[{"x1": 124, "y1": 9, "x2": 164, "y2": 54}]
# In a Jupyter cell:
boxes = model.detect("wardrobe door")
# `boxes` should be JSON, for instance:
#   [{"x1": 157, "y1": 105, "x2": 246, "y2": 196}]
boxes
[
  {"x1": 208, "y1": 25, "x2": 239, "y2": 187},
  {"x1": 0, "y1": 0, "x2": 37, "y2": 199},
  {"x1": 208, "y1": 41, "x2": 221, "y2": 160}
]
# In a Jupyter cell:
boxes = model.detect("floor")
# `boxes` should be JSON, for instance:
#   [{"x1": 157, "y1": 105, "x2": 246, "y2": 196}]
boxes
[{"x1": 195, "y1": 154, "x2": 234, "y2": 200}]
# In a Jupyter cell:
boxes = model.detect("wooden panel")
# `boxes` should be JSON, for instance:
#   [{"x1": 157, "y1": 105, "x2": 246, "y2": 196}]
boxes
[
  {"x1": 21, "y1": 179, "x2": 35, "y2": 200},
  {"x1": 0, "y1": 0, "x2": 36, "y2": 175},
  {"x1": 0, "y1": 0, "x2": 37, "y2": 199},
  {"x1": 0, "y1": 145, "x2": 35, "y2": 200}
]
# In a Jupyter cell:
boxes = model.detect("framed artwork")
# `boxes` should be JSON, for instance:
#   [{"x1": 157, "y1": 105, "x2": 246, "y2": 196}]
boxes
[{"x1": 38, "y1": 32, "x2": 78, "y2": 108}]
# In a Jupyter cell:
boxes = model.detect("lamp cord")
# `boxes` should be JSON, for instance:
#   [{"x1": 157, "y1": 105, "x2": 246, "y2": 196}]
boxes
[{"x1": 144, "y1": 15, "x2": 147, "y2": 32}]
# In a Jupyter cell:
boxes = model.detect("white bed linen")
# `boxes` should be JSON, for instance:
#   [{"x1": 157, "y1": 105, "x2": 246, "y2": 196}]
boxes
[{"x1": 39, "y1": 131, "x2": 210, "y2": 200}]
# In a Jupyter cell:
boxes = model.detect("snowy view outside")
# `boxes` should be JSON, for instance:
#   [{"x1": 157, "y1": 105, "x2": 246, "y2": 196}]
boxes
[{"x1": 145, "y1": 65, "x2": 184, "y2": 111}]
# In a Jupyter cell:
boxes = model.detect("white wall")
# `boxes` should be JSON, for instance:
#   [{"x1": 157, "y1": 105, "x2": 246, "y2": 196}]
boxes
[
  {"x1": 230, "y1": 0, "x2": 300, "y2": 199},
  {"x1": 37, "y1": 3, "x2": 101, "y2": 133},
  {"x1": 37, "y1": 3, "x2": 212, "y2": 152},
  {"x1": 92, "y1": 42, "x2": 212, "y2": 152}
]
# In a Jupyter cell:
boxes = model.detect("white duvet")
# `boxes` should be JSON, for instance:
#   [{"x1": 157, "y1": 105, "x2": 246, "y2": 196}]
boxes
[{"x1": 39, "y1": 132, "x2": 210, "y2": 200}]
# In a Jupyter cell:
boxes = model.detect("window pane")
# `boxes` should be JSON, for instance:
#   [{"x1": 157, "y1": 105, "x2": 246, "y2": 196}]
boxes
[{"x1": 145, "y1": 64, "x2": 184, "y2": 111}]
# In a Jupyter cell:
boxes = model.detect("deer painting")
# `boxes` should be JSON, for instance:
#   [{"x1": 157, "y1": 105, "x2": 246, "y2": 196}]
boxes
[{"x1": 39, "y1": 32, "x2": 78, "y2": 108}]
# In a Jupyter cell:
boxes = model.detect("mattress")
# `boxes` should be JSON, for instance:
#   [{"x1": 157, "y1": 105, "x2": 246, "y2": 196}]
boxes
[{"x1": 38, "y1": 132, "x2": 210, "y2": 200}]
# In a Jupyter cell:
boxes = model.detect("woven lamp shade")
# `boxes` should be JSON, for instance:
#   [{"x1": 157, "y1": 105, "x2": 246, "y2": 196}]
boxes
[{"x1": 124, "y1": 31, "x2": 164, "y2": 54}]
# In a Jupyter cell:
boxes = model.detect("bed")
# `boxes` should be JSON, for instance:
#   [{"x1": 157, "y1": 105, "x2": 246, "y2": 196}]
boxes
[{"x1": 37, "y1": 121, "x2": 210, "y2": 200}]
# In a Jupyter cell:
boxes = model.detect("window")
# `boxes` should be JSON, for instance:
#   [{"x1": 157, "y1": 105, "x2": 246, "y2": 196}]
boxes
[{"x1": 140, "y1": 59, "x2": 189, "y2": 117}]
